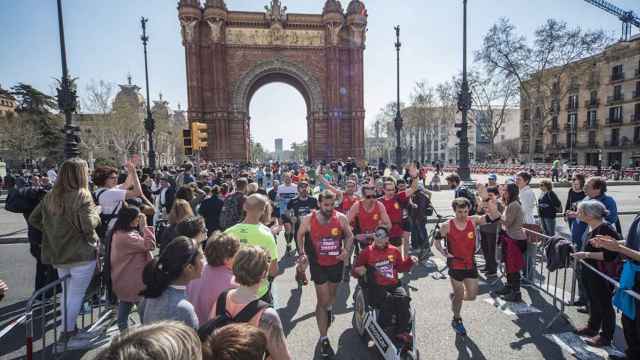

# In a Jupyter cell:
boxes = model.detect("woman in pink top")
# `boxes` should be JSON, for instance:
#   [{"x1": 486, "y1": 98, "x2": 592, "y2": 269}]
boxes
[
  {"x1": 110, "y1": 206, "x2": 155, "y2": 330},
  {"x1": 207, "y1": 246, "x2": 291, "y2": 360},
  {"x1": 186, "y1": 232, "x2": 239, "y2": 322}
]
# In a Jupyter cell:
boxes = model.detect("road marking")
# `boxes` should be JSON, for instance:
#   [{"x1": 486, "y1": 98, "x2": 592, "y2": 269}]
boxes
[
  {"x1": 483, "y1": 296, "x2": 542, "y2": 316},
  {"x1": 546, "y1": 332, "x2": 625, "y2": 360}
]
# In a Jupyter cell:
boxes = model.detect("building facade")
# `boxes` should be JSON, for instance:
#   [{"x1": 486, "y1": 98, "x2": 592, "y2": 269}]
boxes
[
  {"x1": 520, "y1": 36, "x2": 640, "y2": 166},
  {"x1": 0, "y1": 85, "x2": 16, "y2": 116}
]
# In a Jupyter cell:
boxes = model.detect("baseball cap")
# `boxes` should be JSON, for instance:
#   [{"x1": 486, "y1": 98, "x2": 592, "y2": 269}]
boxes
[{"x1": 488, "y1": 173, "x2": 497, "y2": 180}]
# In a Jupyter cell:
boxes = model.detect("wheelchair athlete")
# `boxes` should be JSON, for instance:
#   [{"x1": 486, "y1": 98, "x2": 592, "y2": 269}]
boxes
[{"x1": 352, "y1": 226, "x2": 417, "y2": 343}]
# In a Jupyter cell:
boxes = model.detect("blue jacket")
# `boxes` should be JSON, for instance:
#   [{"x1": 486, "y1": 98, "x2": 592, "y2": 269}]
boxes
[
  {"x1": 612, "y1": 215, "x2": 640, "y2": 319},
  {"x1": 571, "y1": 194, "x2": 619, "y2": 249}
]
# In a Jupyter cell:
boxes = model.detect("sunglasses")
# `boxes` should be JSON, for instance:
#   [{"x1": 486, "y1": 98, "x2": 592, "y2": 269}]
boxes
[{"x1": 365, "y1": 194, "x2": 376, "y2": 199}]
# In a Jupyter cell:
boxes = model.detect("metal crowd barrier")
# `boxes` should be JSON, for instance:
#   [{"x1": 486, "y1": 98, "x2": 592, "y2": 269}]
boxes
[
  {"x1": 24, "y1": 269, "x2": 115, "y2": 360},
  {"x1": 522, "y1": 227, "x2": 576, "y2": 329}
]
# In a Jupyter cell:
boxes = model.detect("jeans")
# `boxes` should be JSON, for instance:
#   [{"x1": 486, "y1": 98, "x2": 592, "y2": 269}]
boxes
[
  {"x1": 524, "y1": 242, "x2": 538, "y2": 281},
  {"x1": 541, "y1": 217, "x2": 556, "y2": 237},
  {"x1": 56, "y1": 260, "x2": 96, "y2": 332},
  {"x1": 117, "y1": 301, "x2": 138, "y2": 330}
]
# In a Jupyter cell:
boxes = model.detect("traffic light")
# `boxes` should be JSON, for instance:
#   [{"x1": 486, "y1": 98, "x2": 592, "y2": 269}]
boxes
[
  {"x1": 182, "y1": 128, "x2": 193, "y2": 156},
  {"x1": 454, "y1": 123, "x2": 465, "y2": 140},
  {"x1": 191, "y1": 122, "x2": 208, "y2": 150}
]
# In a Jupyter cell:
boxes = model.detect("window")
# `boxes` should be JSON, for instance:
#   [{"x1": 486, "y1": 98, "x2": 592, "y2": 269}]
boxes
[
  {"x1": 609, "y1": 106, "x2": 623, "y2": 123},
  {"x1": 534, "y1": 107, "x2": 542, "y2": 119},
  {"x1": 635, "y1": 103, "x2": 640, "y2": 122},
  {"x1": 635, "y1": 81, "x2": 640, "y2": 98},
  {"x1": 552, "y1": 134, "x2": 558, "y2": 145},
  {"x1": 551, "y1": 116, "x2": 559, "y2": 130},
  {"x1": 568, "y1": 95, "x2": 578, "y2": 110},
  {"x1": 614, "y1": 85, "x2": 623, "y2": 100},
  {"x1": 566, "y1": 132, "x2": 576, "y2": 146},
  {"x1": 635, "y1": 127, "x2": 640, "y2": 143},
  {"x1": 587, "y1": 110, "x2": 597, "y2": 127},
  {"x1": 523, "y1": 109, "x2": 530, "y2": 121},
  {"x1": 612, "y1": 64, "x2": 624, "y2": 81},
  {"x1": 567, "y1": 113, "x2": 577, "y2": 130},
  {"x1": 611, "y1": 128, "x2": 620, "y2": 145},
  {"x1": 588, "y1": 131, "x2": 597, "y2": 145},
  {"x1": 590, "y1": 91, "x2": 598, "y2": 101}
]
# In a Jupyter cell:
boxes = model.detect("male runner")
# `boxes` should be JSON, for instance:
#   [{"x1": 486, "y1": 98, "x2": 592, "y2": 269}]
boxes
[
  {"x1": 379, "y1": 169, "x2": 418, "y2": 256},
  {"x1": 435, "y1": 197, "x2": 499, "y2": 336},
  {"x1": 276, "y1": 173, "x2": 298, "y2": 254},
  {"x1": 297, "y1": 190, "x2": 354, "y2": 358},
  {"x1": 346, "y1": 183, "x2": 392, "y2": 280},
  {"x1": 318, "y1": 172, "x2": 360, "y2": 214}
]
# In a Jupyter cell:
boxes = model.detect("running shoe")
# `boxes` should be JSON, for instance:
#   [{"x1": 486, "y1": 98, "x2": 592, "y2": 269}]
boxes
[
  {"x1": 320, "y1": 338, "x2": 335, "y2": 358},
  {"x1": 451, "y1": 318, "x2": 467, "y2": 336}
]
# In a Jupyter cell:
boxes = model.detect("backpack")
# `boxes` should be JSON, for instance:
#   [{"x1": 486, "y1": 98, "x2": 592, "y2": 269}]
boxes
[
  {"x1": 219, "y1": 192, "x2": 245, "y2": 231},
  {"x1": 197, "y1": 290, "x2": 270, "y2": 341},
  {"x1": 93, "y1": 189, "x2": 121, "y2": 240},
  {"x1": 456, "y1": 187, "x2": 477, "y2": 215}
]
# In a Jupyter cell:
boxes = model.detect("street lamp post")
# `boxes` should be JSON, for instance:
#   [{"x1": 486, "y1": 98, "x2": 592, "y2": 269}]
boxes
[
  {"x1": 56, "y1": 0, "x2": 80, "y2": 159},
  {"x1": 140, "y1": 17, "x2": 156, "y2": 170},
  {"x1": 456, "y1": 0, "x2": 472, "y2": 181},
  {"x1": 393, "y1": 25, "x2": 403, "y2": 167}
]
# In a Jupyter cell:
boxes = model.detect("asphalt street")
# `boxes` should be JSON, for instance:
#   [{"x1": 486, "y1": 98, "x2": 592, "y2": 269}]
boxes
[{"x1": 1, "y1": 184, "x2": 639, "y2": 359}]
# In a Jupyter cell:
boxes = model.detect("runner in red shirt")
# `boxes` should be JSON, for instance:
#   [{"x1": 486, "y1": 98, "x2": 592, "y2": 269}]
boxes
[
  {"x1": 317, "y1": 169, "x2": 360, "y2": 214},
  {"x1": 379, "y1": 169, "x2": 418, "y2": 256},
  {"x1": 435, "y1": 197, "x2": 500, "y2": 336},
  {"x1": 296, "y1": 190, "x2": 354, "y2": 358},
  {"x1": 352, "y1": 226, "x2": 417, "y2": 343}
]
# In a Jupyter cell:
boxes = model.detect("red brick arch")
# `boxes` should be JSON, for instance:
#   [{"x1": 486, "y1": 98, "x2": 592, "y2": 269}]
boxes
[{"x1": 178, "y1": 0, "x2": 367, "y2": 162}]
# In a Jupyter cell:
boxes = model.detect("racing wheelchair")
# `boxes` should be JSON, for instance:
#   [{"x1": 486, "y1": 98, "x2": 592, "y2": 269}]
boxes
[{"x1": 352, "y1": 266, "x2": 419, "y2": 360}]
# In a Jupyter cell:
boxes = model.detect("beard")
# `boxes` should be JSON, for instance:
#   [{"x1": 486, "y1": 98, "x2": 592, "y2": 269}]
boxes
[{"x1": 320, "y1": 208, "x2": 333, "y2": 218}]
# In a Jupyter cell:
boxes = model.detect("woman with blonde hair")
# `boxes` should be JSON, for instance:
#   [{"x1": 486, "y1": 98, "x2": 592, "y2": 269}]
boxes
[
  {"x1": 95, "y1": 320, "x2": 202, "y2": 360},
  {"x1": 159, "y1": 199, "x2": 194, "y2": 251},
  {"x1": 29, "y1": 158, "x2": 101, "y2": 348}
]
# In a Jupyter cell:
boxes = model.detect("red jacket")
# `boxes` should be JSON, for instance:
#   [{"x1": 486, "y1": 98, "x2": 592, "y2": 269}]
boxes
[{"x1": 352, "y1": 244, "x2": 414, "y2": 286}]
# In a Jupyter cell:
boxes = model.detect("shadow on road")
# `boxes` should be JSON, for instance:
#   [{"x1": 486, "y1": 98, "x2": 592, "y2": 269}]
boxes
[{"x1": 455, "y1": 335, "x2": 488, "y2": 360}]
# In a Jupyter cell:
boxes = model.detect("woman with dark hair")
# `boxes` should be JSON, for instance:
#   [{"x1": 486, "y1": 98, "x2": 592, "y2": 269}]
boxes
[
  {"x1": 140, "y1": 236, "x2": 203, "y2": 329},
  {"x1": 175, "y1": 216, "x2": 207, "y2": 245},
  {"x1": 565, "y1": 173, "x2": 586, "y2": 230},
  {"x1": 494, "y1": 183, "x2": 527, "y2": 302},
  {"x1": 110, "y1": 206, "x2": 156, "y2": 331}
]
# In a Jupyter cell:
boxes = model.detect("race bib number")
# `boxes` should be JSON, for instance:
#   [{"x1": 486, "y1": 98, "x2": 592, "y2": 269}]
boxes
[
  {"x1": 375, "y1": 260, "x2": 394, "y2": 279},
  {"x1": 319, "y1": 237, "x2": 340, "y2": 256}
]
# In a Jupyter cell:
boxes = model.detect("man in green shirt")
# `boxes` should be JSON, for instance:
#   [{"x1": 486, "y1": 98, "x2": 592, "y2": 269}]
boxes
[{"x1": 225, "y1": 193, "x2": 279, "y2": 303}]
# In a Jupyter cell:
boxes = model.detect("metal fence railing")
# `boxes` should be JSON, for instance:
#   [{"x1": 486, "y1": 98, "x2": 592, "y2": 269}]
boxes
[
  {"x1": 523, "y1": 227, "x2": 576, "y2": 329},
  {"x1": 23, "y1": 269, "x2": 115, "y2": 360}
]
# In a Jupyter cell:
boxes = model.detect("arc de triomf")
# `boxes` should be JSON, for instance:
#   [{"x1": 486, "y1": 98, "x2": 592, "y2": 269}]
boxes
[{"x1": 178, "y1": 0, "x2": 367, "y2": 162}]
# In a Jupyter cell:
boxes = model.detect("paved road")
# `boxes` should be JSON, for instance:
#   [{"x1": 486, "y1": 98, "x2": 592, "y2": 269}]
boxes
[{"x1": 1, "y1": 185, "x2": 640, "y2": 359}]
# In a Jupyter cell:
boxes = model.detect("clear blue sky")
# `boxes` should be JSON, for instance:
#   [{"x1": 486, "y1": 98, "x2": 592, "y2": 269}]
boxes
[{"x1": 2, "y1": 0, "x2": 638, "y2": 151}]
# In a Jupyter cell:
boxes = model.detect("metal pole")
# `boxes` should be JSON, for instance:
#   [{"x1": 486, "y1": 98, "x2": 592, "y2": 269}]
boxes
[
  {"x1": 457, "y1": 0, "x2": 471, "y2": 181},
  {"x1": 394, "y1": 25, "x2": 403, "y2": 167},
  {"x1": 141, "y1": 17, "x2": 156, "y2": 170},
  {"x1": 56, "y1": 0, "x2": 80, "y2": 159}
]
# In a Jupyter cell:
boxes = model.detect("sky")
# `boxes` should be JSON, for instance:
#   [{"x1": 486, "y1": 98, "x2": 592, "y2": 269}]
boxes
[{"x1": 2, "y1": 0, "x2": 639, "y2": 151}]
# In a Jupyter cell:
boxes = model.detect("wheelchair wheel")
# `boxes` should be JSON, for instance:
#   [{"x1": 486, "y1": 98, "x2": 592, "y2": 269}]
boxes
[{"x1": 352, "y1": 286, "x2": 367, "y2": 337}]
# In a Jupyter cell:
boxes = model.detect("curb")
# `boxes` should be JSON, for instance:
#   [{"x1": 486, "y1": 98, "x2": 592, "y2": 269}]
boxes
[{"x1": 0, "y1": 237, "x2": 29, "y2": 245}]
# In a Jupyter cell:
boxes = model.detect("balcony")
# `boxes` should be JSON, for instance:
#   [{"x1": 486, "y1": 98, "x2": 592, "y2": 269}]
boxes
[
  {"x1": 611, "y1": 72, "x2": 625, "y2": 82},
  {"x1": 634, "y1": 90, "x2": 640, "y2": 99},
  {"x1": 584, "y1": 99, "x2": 600, "y2": 108},
  {"x1": 632, "y1": 113, "x2": 640, "y2": 123},
  {"x1": 566, "y1": 103, "x2": 579, "y2": 111},
  {"x1": 550, "y1": 125, "x2": 560, "y2": 133},
  {"x1": 636, "y1": 68, "x2": 640, "y2": 78},
  {"x1": 584, "y1": 122, "x2": 599, "y2": 129},
  {"x1": 564, "y1": 123, "x2": 577, "y2": 132},
  {"x1": 549, "y1": 143, "x2": 564, "y2": 150},
  {"x1": 604, "y1": 140, "x2": 621, "y2": 148},
  {"x1": 607, "y1": 94, "x2": 625, "y2": 105},
  {"x1": 605, "y1": 117, "x2": 624, "y2": 126}
]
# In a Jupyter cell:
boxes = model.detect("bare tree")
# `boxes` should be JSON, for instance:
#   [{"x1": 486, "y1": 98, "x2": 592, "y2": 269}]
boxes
[
  {"x1": 467, "y1": 70, "x2": 518, "y2": 159},
  {"x1": 409, "y1": 80, "x2": 437, "y2": 163},
  {"x1": 475, "y1": 18, "x2": 610, "y2": 161}
]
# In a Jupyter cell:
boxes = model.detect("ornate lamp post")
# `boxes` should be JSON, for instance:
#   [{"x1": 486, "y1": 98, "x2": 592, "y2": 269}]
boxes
[
  {"x1": 140, "y1": 17, "x2": 156, "y2": 170},
  {"x1": 393, "y1": 25, "x2": 403, "y2": 167},
  {"x1": 456, "y1": 0, "x2": 472, "y2": 181},
  {"x1": 56, "y1": 0, "x2": 80, "y2": 159}
]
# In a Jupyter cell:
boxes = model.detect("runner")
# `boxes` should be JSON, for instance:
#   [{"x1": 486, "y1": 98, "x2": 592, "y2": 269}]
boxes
[
  {"x1": 346, "y1": 183, "x2": 392, "y2": 280},
  {"x1": 287, "y1": 181, "x2": 318, "y2": 286},
  {"x1": 276, "y1": 173, "x2": 298, "y2": 255},
  {"x1": 317, "y1": 170, "x2": 360, "y2": 214},
  {"x1": 379, "y1": 168, "x2": 418, "y2": 256},
  {"x1": 434, "y1": 197, "x2": 500, "y2": 336},
  {"x1": 296, "y1": 190, "x2": 354, "y2": 359}
]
